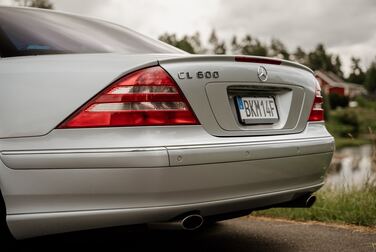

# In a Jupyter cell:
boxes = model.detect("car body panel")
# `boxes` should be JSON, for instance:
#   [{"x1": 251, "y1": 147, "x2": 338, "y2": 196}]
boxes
[
  {"x1": 0, "y1": 6, "x2": 334, "y2": 240},
  {"x1": 0, "y1": 123, "x2": 334, "y2": 239}
]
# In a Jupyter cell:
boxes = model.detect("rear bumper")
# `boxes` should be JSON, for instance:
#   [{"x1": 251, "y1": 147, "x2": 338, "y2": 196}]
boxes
[
  {"x1": 8, "y1": 183, "x2": 323, "y2": 239},
  {"x1": 0, "y1": 123, "x2": 334, "y2": 238}
]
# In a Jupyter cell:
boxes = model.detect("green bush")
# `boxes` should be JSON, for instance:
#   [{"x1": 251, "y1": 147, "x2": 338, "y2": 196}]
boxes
[
  {"x1": 322, "y1": 93, "x2": 331, "y2": 121},
  {"x1": 329, "y1": 93, "x2": 349, "y2": 109},
  {"x1": 355, "y1": 96, "x2": 368, "y2": 108},
  {"x1": 336, "y1": 109, "x2": 358, "y2": 125},
  {"x1": 330, "y1": 109, "x2": 360, "y2": 137},
  {"x1": 326, "y1": 123, "x2": 357, "y2": 138},
  {"x1": 355, "y1": 96, "x2": 376, "y2": 110},
  {"x1": 325, "y1": 97, "x2": 376, "y2": 149}
]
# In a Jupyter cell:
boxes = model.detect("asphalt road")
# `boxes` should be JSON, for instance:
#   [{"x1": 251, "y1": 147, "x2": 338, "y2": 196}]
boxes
[{"x1": 5, "y1": 217, "x2": 376, "y2": 251}]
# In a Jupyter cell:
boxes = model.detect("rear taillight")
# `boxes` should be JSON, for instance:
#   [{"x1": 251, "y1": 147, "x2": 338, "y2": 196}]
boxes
[
  {"x1": 58, "y1": 66, "x2": 199, "y2": 128},
  {"x1": 308, "y1": 80, "x2": 324, "y2": 122}
]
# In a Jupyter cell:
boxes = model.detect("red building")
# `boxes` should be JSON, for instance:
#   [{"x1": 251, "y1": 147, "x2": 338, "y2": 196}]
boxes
[{"x1": 315, "y1": 70, "x2": 367, "y2": 99}]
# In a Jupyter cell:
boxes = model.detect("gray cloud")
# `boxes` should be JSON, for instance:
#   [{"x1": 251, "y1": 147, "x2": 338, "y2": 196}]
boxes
[{"x1": 213, "y1": 0, "x2": 376, "y2": 48}]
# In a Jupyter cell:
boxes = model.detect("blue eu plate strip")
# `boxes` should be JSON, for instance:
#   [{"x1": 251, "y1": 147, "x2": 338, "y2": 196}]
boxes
[{"x1": 237, "y1": 97, "x2": 244, "y2": 110}]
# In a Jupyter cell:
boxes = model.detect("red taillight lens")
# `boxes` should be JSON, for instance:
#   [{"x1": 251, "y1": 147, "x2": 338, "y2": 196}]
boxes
[
  {"x1": 58, "y1": 66, "x2": 199, "y2": 128},
  {"x1": 308, "y1": 81, "x2": 324, "y2": 122}
]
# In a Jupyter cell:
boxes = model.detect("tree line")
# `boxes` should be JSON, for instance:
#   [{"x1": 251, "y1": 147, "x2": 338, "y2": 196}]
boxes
[
  {"x1": 15, "y1": 0, "x2": 53, "y2": 9},
  {"x1": 160, "y1": 30, "x2": 376, "y2": 94}
]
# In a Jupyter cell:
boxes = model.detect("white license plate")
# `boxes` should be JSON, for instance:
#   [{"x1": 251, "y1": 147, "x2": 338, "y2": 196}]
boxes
[{"x1": 236, "y1": 96, "x2": 279, "y2": 124}]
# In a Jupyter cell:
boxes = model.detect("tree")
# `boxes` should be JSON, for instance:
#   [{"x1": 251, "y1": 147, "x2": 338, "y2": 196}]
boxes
[
  {"x1": 208, "y1": 29, "x2": 226, "y2": 55},
  {"x1": 364, "y1": 60, "x2": 376, "y2": 95},
  {"x1": 189, "y1": 32, "x2": 207, "y2": 54},
  {"x1": 306, "y1": 44, "x2": 332, "y2": 71},
  {"x1": 269, "y1": 39, "x2": 289, "y2": 60},
  {"x1": 230, "y1": 35, "x2": 242, "y2": 55},
  {"x1": 347, "y1": 57, "x2": 366, "y2": 84},
  {"x1": 240, "y1": 35, "x2": 268, "y2": 56},
  {"x1": 305, "y1": 44, "x2": 343, "y2": 78},
  {"x1": 159, "y1": 33, "x2": 195, "y2": 53},
  {"x1": 159, "y1": 32, "x2": 207, "y2": 54},
  {"x1": 332, "y1": 55, "x2": 344, "y2": 80},
  {"x1": 293, "y1": 47, "x2": 308, "y2": 65},
  {"x1": 15, "y1": 0, "x2": 53, "y2": 9}
]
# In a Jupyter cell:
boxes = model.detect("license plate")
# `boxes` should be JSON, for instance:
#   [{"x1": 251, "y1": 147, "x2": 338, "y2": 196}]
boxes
[{"x1": 236, "y1": 96, "x2": 279, "y2": 124}]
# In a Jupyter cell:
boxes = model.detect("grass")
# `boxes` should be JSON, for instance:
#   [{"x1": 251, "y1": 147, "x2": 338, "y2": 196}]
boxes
[
  {"x1": 253, "y1": 123, "x2": 376, "y2": 227},
  {"x1": 252, "y1": 187, "x2": 376, "y2": 227}
]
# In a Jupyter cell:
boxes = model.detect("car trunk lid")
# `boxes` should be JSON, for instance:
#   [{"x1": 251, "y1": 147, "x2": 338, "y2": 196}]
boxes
[{"x1": 159, "y1": 55, "x2": 317, "y2": 137}]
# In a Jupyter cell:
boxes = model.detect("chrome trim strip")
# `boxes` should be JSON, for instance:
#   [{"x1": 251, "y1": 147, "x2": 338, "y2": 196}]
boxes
[{"x1": 0, "y1": 147, "x2": 169, "y2": 169}]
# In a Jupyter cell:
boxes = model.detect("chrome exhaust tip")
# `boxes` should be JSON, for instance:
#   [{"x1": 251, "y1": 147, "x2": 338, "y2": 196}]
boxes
[
  {"x1": 305, "y1": 195, "x2": 316, "y2": 207},
  {"x1": 181, "y1": 214, "x2": 204, "y2": 230},
  {"x1": 148, "y1": 213, "x2": 204, "y2": 231}
]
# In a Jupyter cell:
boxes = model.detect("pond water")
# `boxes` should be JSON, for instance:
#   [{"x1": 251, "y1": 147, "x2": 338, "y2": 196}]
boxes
[{"x1": 325, "y1": 145, "x2": 376, "y2": 190}]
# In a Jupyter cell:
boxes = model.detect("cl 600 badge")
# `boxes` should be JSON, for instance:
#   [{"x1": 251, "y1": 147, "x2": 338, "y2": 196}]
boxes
[{"x1": 178, "y1": 71, "x2": 219, "y2": 80}]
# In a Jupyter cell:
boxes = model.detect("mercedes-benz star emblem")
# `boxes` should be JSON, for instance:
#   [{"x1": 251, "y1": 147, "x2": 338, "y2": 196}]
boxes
[{"x1": 257, "y1": 66, "x2": 268, "y2": 82}]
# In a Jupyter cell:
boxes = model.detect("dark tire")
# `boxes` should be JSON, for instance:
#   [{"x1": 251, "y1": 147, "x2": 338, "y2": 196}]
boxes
[{"x1": 0, "y1": 192, "x2": 13, "y2": 242}]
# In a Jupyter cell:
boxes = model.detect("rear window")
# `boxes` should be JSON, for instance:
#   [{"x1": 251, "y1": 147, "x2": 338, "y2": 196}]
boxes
[{"x1": 0, "y1": 7, "x2": 183, "y2": 57}]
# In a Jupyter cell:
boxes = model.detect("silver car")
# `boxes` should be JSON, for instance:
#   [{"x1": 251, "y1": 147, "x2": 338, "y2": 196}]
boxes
[{"x1": 0, "y1": 6, "x2": 334, "y2": 239}]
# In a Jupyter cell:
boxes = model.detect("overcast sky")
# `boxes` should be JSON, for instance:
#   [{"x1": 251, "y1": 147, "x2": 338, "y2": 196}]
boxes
[{"x1": 1, "y1": 0, "x2": 375, "y2": 75}]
